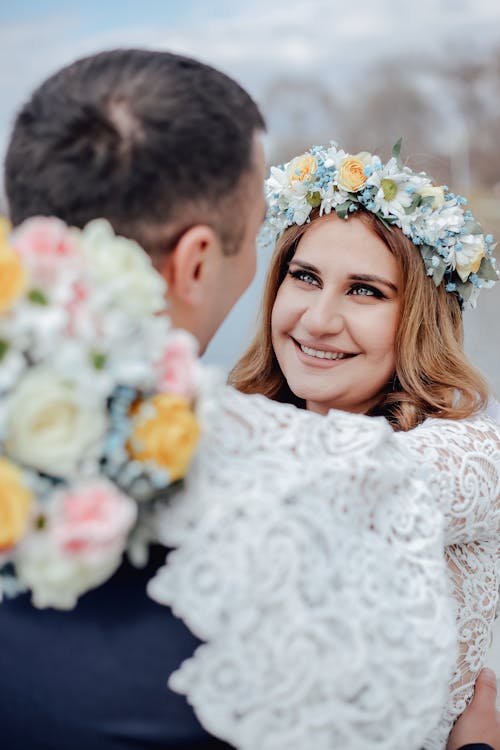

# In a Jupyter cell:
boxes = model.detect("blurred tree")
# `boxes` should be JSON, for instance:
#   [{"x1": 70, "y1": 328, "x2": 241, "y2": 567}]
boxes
[
  {"x1": 262, "y1": 76, "x2": 341, "y2": 164},
  {"x1": 337, "y1": 60, "x2": 437, "y2": 161},
  {"x1": 430, "y1": 51, "x2": 500, "y2": 189}
]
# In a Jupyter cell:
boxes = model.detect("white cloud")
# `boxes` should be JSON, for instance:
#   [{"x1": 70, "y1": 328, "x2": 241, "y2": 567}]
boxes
[{"x1": 2, "y1": 0, "x2": 500, "y2": 166}]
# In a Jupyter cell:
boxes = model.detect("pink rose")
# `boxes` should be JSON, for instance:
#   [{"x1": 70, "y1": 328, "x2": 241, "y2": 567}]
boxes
[
  {"x1": 11, "y1": 216, "x2": 80, "y2": 262},
  {"x1": 11, "y1": 216, "x2": 86, "y2": 314},
  {"x1": 52, "y1": 479, "x2": 137, "y2": 563},
  {"x1": 156, "y1": 330, "x2": 201, "y2": 400}
]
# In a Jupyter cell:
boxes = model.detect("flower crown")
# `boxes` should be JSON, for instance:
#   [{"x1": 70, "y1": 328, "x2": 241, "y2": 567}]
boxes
[
  {"x1": 265, "y1": 139, "x2": 498, "y2": 309},
  {"x1": 0, "y1": 216, "x2": 217, "y2": 610}
]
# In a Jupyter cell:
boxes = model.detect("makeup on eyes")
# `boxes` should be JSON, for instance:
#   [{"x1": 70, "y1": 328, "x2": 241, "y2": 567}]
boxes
[{"x1": 287, "y1": 264, "x2": 391, "y2": 299}]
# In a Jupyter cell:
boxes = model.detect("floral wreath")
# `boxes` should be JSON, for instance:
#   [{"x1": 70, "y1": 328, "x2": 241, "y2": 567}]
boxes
[
  {"x1": 0, "y1": 216, "x2": 217, "y2": 610},
  {"x1": 265, "y1": 139, "x2": 498, "y2": 309}
]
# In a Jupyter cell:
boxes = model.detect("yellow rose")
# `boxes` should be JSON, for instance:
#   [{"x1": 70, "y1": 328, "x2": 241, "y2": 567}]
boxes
[
  {"x1": 129, "y1": 394, "x2": 200, "y2": 482},
  {"x1": 0, "y1": 457, "x2": 33, "y2": 549},
  {"x1": 0, "y1": 218, "x2": 26, "y2": 314},
  {"x1": 286, "y1": 154, "x2": 318, "y2": 185},
  {"x1": 419, "y1": 185, "x2": 445, "y2": 209},
  {"x1": 337, "y1": 154, "x2": 370, "y2": 192}
]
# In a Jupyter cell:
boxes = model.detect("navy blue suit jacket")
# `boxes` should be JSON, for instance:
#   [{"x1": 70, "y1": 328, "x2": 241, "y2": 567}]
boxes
[{"x1": 0, "y1": 545, "x2": 232, "y2": 749}]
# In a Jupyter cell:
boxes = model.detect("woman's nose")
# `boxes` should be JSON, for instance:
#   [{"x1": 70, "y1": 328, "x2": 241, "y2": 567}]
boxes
[{"x1": 301, "y1": 295, "x2": 345, "y2": 336}]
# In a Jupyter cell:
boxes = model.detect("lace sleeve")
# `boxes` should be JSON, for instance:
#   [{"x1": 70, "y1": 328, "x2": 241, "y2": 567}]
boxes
[
  {"x1": 423, "y1": 542, "x2": 499, "y2": 749},
  {"x1": 397, "y1": 417, "x2": 500, "y2": 750},
  {"x1": 396, "y1": 415, "x2": 500, "y2": 545},
  {"x1": 149, "y1": 389, "x2": 457, "y2": 750}
]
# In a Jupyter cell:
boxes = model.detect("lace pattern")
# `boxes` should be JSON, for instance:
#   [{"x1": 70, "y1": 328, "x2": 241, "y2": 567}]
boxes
[
  {"x1": 150, "y1": 389, "x2": 456, "y2": 750},
  {"x1": 398, "y1": 416, "x2": 500, "y2": 749}
]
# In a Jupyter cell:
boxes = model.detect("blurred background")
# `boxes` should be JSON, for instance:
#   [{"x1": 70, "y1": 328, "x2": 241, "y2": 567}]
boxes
[{"x1": 1, "y1": 0, "x2": 499, "y2": 393}]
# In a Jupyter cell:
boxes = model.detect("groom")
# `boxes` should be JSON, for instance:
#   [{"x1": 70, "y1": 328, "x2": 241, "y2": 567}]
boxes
[{"x1": 1, "y1": 49, "x2": 497, "y2": 750}]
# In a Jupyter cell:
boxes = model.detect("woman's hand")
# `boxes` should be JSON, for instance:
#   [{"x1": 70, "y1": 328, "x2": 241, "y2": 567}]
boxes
[{"x1": 447, "y1": 668, "x2": 500, "y2": 750}]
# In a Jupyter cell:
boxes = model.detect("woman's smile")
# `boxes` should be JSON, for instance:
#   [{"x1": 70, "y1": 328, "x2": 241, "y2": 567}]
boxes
[{"x1": 293, "y1": 338, "x2": 358, "y2": 365}]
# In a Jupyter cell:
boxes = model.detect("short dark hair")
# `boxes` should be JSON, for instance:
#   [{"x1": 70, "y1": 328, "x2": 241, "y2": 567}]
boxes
[{"x1": 5, "y1": 48, "x2": 265, "y2": 256}]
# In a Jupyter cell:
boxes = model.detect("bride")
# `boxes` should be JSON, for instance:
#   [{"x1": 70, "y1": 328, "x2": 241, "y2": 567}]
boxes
[{"x1": 227, "y1": 141, "x2": 500, "y2": 749}]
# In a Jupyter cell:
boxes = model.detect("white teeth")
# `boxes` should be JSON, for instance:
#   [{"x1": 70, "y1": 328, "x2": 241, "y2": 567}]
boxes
[{"x1": 300, "y1": 344, "x2": 349, "y2": 360}]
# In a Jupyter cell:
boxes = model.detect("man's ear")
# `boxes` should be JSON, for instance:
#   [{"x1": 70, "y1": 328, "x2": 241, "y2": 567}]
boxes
[{"x1": 159, "y1": 225, "x2": 220, "y2": 307}]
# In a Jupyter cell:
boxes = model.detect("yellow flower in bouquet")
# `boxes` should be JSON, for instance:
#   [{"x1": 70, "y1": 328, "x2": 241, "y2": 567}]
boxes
[
  {"x1": 129, "y1": 394, "x2": 200, "y2": 482},
  {"x1": 0, "y1": 457, "x2": 33, "y2": 549},
  {"x1": 0, "y1": 218, "x2": 27, "y2": 313}
]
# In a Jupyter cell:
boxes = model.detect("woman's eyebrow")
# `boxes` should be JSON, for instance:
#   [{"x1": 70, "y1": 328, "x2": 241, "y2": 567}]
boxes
[
  {"x1": 349, "y1": 273, "x2": 398, "y2": 293},
  {"x1": 289, "y1": 259, "x2": 320, "y2": 273}
]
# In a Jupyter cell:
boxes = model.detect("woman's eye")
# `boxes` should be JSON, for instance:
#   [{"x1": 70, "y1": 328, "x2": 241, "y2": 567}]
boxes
[
  {"x1": 350, "y1": 284, "x2": 383, "y2": 298},
  {"x1": 288, "y1": 269, "x2": 320, "y2": 286}
]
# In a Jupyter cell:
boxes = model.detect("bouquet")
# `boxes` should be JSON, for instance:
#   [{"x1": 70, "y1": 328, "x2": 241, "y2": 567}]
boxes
[{"x1": 0, "y1": 216, "x2": 207, "y2": 609}]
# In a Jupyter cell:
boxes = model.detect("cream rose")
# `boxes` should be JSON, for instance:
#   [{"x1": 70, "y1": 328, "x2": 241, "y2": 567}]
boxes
[
  {"x1": 337, "y1": 153, "x2": 371, "y2": 192},
  {"x1": 455, "y1": 235, "x2": 486, "y2": 282},
  {"x1": 16, "y1": 533, "x2": 123, "y2": 610},
  {"x1": 286, "y1": 154, "x2": 318, "y2": 185},
  {"x1": 14, "y1": 478, "x2": 137, "y2": 609},
  {"x1": 5, "y1": 367, "x2": 107, "y2": 478},
  {"x1": 79, "y1": 219, "x2": 166, "y2": 316},
  {"x1": 418, "y1": 185, "x2": 446, "y2": 209}
]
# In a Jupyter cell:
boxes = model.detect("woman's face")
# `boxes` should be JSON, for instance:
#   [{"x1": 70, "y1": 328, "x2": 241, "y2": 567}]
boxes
[{"x1": 271, "y1": 214, "x2": 401, "y2": 415}]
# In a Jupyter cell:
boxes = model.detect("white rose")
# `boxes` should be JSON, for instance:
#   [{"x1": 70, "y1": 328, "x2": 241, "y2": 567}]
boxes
[
  {"x1": 79, "y1": 219, "x2": 167, "y2": 317},
  {"x1": 15, "y1": 478, "x2": 137, "y2": 609},
  {"x1": 16, "y1": 533, "x2": 122, "y2": 610},
  {"x1": 5, "y1": 366, "x2": 107, "y2": 478},
  {"x1": 418, "y1": 185, "x2": 446, "y2": 209},
  {"x1": 455, "y1": 235, "x2": 486, "y2": 282}
]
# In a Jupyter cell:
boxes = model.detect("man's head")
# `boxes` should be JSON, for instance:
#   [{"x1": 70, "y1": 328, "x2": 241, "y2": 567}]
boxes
[{"x1": 5, "y1": 48, "x2": 266, "y2": 350}]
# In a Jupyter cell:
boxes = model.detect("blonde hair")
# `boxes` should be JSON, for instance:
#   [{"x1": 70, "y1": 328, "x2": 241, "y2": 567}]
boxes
[{"x1": 229, "y1": 210, "x2": 489, "y2": 431}]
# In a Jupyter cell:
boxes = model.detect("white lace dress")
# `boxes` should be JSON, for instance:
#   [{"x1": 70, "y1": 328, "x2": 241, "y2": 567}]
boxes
[
  {"x1": 396, "y1": 414, "x2": 500, "y2": 749},
  {"x1": 486, "y1": 398, "x2": 500, "y2": 702},
  {"x1": 149, "y1": 388, "x2": 458, "y2": 750}
]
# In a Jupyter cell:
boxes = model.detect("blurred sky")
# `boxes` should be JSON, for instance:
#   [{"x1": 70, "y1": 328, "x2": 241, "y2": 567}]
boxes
[{"x1": 1, "y1": 0, "x2": 499, "y2": 387}]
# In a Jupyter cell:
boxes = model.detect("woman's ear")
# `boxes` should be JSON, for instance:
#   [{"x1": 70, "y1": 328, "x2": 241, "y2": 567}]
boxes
[{"x1": 159, "y1": 225, "x2": 220, "y2": 308}]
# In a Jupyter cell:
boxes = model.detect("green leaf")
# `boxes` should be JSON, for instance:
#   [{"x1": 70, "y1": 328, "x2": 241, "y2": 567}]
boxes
[
  {"x1": 35, "y1": 514, "x2": 46, "y2": 531},
  {"x1": 431, "y1": 259, "x2": 447, "y2": 286},
  {"x1": 479, "y1": 256, "x2": 500, "y2": 282},
  {"x1": 463, "y1": 220, "x2": 483, "y2": 236},
  {"x1": 91, "y1": 352, "x2": 107, "y2": 370},
  {"x1": 0, "y1": 339, "x2": 9, "y2": 362},
  {"x1": 419, "y1": 195, "x2": 435, "y2": 209},
  {"x1": 335, "y1": 201, "x2": 352, "y2": 220},
  {"x1": 392, "y1": 137, "x2": 403, "y2": 164},
  {"x1": 377, "y1": 215, "x2": 392, "y2": 230},
  {"x1": 404, "y1": 193, "x2": 423, "y2": 214},
  {"x1": 28, "y1": 289, "x2": 48, "y2": 305},
  {"x1": 455, "y1": 280, "x2": 472, "y2": 302}
]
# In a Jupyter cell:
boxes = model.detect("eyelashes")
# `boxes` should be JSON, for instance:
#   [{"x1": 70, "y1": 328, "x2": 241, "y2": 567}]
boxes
[
  {"x1": 349, "y1": 284, "x2": 385, "y2": 299},
  {"x1": 288, "y1": 268, "x2": 320, "y2": 286},
  {"x1": 287, "y1": 269, "x2": 386, "y2": 299}
]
